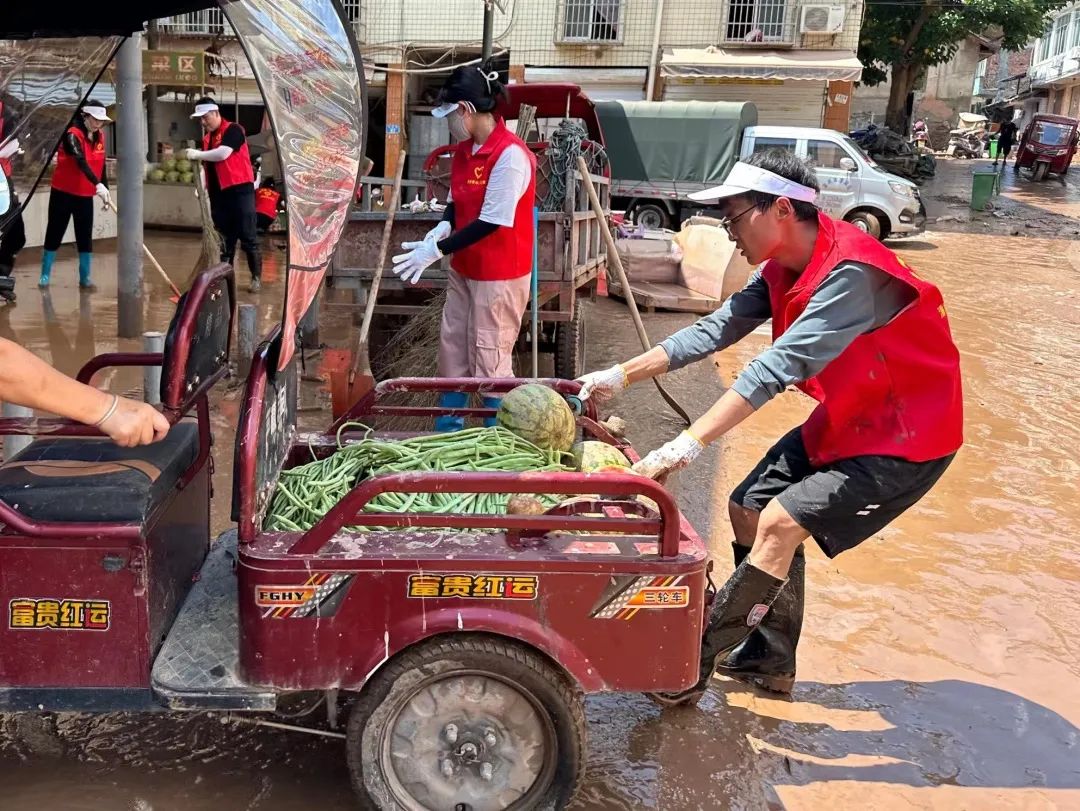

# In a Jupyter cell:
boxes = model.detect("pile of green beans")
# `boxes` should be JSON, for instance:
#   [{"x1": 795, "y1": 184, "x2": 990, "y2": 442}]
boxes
[{"x1": 265, "y1": 425, "x2": 572, "y2": 532}]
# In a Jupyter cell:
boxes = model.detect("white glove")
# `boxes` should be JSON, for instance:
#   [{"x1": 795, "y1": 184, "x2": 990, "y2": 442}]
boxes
[
  {"x1": 0, "y1": 138, "x2": 19, "y2": 161},
  {"x1": 576, "y1": 364, "x2": 628, "y2": 403},
  {"x1": 184, "y1": 148, "x2": 203, "y2": 161},
  {"x1": 424, "y1": 220, "x2": 452, "y2": 244},
  {"x1": 95, "y1": 183, "x2": 111, "y2": 207},
  {"x1": 632, "y1": 431, "x2": 705, "y2": 480},
  {"x1": 392, "y1": 237, "x2": 443, "y2": 285}
]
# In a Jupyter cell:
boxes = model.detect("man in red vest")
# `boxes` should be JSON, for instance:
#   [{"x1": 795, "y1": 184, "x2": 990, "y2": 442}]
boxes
[
  {"x1": 254, "y1": 177, "x2": 282, "y2": 233},
  {"x1": 185, "y1": 98, "x2": 262, "y2": 292},
  {"x1": 391, "y1": 64, "x2": 536, "y2": 431},
  {"x1": 578, "y1": 150, "x2": 963, "y2": 705}
]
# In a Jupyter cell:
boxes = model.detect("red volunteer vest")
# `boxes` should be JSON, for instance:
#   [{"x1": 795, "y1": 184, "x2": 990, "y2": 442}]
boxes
[
  {"x1": 51, "y1": 125, "x2": 105, "y2": 197},
  {"x1": 202, "y1": 120, "x2": 254, "y2": 190},
  {"x1": 0, "y1": 102, "x2": 11, "y2": 178},
  {"x1": 762, "y1": 213, "x2": 963, "y2": 465},
  {"x1": 255, "y1": 187, "x2": 280, "y2": 218},
  {"x1": 449, "y1": 118, "x2": 536, "y2": 281}
]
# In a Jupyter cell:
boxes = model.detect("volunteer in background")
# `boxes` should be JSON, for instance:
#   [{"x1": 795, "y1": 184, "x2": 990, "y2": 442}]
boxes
[
  {"x1": 184, "y1": 97, "x2": 262, "y2": 293},
  {"x1": 391, "y1": 64, "x2": 536, "y2": 432},
  {"x1": 255, "y1": 177, "x2": 282, "y2": 234},
  {"x1": 39, "y1": 100, "x2": 111, "y2": 290},
  {"x1": 578, "y1": 150, "x2": 963, "y2": 705},
  {"x1": 997, "y1": 116, "x2": 1018, "y2": 170},
  {"x1": 0, "y1": 97, "x2": 25, "y2": 302}
]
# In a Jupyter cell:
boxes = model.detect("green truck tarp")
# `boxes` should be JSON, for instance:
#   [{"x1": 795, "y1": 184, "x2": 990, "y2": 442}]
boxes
[{"x1": 595, "y1": 100, "x2": 757, "y2": 185}]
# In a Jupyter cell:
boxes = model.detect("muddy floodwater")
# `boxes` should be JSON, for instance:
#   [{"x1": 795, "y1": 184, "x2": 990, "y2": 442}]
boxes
[{"x1": 1, "y1": 159, "x2": 1078, "y2": 809}]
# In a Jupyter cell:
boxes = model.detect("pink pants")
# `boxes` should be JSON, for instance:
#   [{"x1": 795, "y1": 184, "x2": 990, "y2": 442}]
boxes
[{"x1": 438, "y1": 270, "x2": 531, "y2": 378}]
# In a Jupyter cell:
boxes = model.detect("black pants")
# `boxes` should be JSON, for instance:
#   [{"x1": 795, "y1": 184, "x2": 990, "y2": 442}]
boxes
[
  {"x1": 44, "y1": 189, "x2": 94, "y2": 253},
  {"x1": 0, "y1": 196, "x2": 26, "y2": 271},
  {"x1": 998, "y1": 142, "x2": 1014, "y2": 163},
  {"x1": 211, "y1": 187, "x2": 261, "y2": 279}
]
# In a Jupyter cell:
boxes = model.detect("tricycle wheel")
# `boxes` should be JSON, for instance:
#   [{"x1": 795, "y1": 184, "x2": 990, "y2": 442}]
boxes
[
  {"x1": 1034, "y1": 161, "x2": 1049, "y2": 182},
  {"x1": 347, "y1": 635, "x2": 587, "y2": 811},
  {"x1": 554, "y1": 310, "x2": 586, "y2": 381}
]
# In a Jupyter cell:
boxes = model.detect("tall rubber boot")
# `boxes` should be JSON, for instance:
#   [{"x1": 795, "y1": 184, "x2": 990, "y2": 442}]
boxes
[
  {"x1": 481, "y1": 396, "x2": 501, "y2": 428},
  {"x1": 648, "y1": 559, "x2": 786, "y2": 707},
  {"x1": 434, "y1": 391, "x2": 468, "y2": 432},
  {"x1": 38, "y1": 250, "x2": 56, "y2": 288},
  {"x1": 716, "y1": 543, "x2": 805, "y2": 695},
  {"x1": 245, "y1": 246, "x2": 262, "y2": 293},
  {"x1": 78, "y1": 252, "x2": 93, "y2": 289},
  {"x1": 0, "y1": 262, "x2": 15, "y2": 303}
]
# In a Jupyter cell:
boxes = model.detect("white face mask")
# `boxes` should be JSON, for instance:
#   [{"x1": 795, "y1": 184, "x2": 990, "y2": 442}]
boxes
[{"x1": 448, "y1": 110, "x2": 470, "y2": 142}]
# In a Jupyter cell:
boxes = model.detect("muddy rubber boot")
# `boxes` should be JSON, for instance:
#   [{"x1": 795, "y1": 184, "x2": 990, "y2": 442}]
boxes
[
  {"x1": 716, "y1": 544, "x2": 804, "y2": 695},
  {"x1": 0, "y1": 263, "x2": 15, "y2": 303},
  {"x1": 482, "y1": 396, "x2": 501, "y2": 428},
  {"x1": 246, "y1": 247, "x2": 262, "y2": 293},
  {"x1": 434, "y1": 391, "x2": 467, "y2": 433},
  {"x1": 647, "y1": 559, "x2": 786, "y2": 707},
  {"x1": 78, "y1": 252, "x2": 94, "y2": 289},
  {"x1": 38, "y1": 250, "x2": 56, "y2": 288}
]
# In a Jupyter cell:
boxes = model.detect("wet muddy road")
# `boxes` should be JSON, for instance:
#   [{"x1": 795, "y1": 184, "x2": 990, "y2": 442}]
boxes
[{"x1": 1, "y1": 158, "x2": 1079, "y2": 809}]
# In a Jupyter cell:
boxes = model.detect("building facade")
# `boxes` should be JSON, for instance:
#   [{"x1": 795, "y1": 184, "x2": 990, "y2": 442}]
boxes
[{"x1": 1028, "y1": 3, "x2": 1080, "y2": 118}]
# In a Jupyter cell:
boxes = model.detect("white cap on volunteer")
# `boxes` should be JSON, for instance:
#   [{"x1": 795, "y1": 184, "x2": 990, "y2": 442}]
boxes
[
  {"x1": 688, "y1": 161, "x2": 817, "y2": 204},
  {"x1": 81, "y1": 105, "x2": 111, "y2": 122},
  {"x1": 191, "y1": 101, "x2": 219, "y2": 119}
]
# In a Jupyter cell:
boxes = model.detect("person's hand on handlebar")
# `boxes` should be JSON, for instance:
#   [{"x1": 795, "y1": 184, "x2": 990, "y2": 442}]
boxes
[{"x1": 95, "y1": 394, "x2": 170, "y2": 447}]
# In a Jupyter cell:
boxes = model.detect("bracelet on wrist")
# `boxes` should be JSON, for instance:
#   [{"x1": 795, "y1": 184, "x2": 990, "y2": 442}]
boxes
[{"x1": 93, "y1": 394, "x2": 119, "y2": 427}]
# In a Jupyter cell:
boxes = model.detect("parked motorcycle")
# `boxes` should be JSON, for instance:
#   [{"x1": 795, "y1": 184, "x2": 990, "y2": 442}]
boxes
[
  {"x1": 946, "y1": 129, "x2": 984, "y2": 159},
  {"x1": 911, "y1": 119, "x2": 931, "y2": 152}
]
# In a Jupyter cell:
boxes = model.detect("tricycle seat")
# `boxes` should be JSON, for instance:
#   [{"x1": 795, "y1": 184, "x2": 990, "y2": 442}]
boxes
[{"x1": 0, "y1": 421, "x2": 199, "y2": 524}]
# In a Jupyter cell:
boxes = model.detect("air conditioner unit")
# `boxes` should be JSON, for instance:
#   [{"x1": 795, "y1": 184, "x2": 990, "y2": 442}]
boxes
[{"x1": 800, "y1": 5, "x2": 846, "y2": 34}]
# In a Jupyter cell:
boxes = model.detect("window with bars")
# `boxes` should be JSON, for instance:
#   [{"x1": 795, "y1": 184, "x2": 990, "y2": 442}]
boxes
[
  {"x1": 158, "y1": 9, "x2": 230, "y2": 36},
  {"x1": 559, "y1": 0, "x2": 624, "y2": 43},
  {"x1": 723, "y1": 0, "x2": 792, "y2": 45},
  {"x1": 1051, "y1": 13, "x2": 1068, "y2": 57}
]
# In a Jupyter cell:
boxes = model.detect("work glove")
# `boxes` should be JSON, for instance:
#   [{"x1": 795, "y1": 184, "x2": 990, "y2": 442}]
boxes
[
  {"x1": 184, "y1": 148, "x2": 204, "y2": 161},
  {"x1": 392, "y1": 236, "x2": 443, "y2": 285},
  {"x1": 423, "y1": 220, "x2": 452, "y2": 244},
  {"x1": 95, "y1": 183, "x2": 111, "y2": 208},
  {"x1": 575, "y1": 364, "x2": 628, "y2": 404},
  {"x1": 632, "y1": 430, "x2": 705, "y2": 480}
]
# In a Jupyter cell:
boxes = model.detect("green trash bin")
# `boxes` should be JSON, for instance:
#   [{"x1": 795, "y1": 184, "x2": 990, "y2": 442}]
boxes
[
  {"x1": 989, "y1": 138, "x2": 999, "y2": 160},
  {"x1": 971, "y1": 171, "x2": 997, "y2": 211}
]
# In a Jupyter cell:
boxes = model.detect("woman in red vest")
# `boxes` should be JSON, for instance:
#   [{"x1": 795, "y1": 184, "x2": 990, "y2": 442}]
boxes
[
  {"x1": 578, "y1": 150, "x2": 963, "y2": 705},
  {"x1": 40, "y1": 101, "x2": 112, "y2": 290},
  {"x1": 391, "y1": 64, "x2": 536, "y2": 431},
  {"x1": 254, "y1": 177, "x2": 282, "y2": 233},
  {"x1": 184, "y1": 98, "x2": 262, "y2": 293}
]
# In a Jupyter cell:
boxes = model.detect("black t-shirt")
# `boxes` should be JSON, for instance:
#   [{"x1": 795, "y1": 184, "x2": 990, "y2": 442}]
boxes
[
  {"x1": 998, "y1": 121, "x2": 1018, "y2": 146},
  {"x1": 205, "y1": 121, "x2": 247, "y2": 197}
]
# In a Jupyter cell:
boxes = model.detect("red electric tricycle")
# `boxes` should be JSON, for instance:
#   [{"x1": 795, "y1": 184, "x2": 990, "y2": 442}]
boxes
[
  {"x1": 0, "y1": 270, "x2": 709, "y2": 808},
  {"x1": 1014, "y1": 113, "x2": 1080, "y2": 181}
]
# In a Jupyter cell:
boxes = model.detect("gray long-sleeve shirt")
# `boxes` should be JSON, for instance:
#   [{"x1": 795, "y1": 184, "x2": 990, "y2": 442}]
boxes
[{"x1": 659, "y1": 263, "x2": 916, "y2": 409}]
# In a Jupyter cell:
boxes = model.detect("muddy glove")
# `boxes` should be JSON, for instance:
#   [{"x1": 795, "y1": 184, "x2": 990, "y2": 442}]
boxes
[
  {"x1": 392, "y1": 237, "x2": 443, "y2": 285},
  {"x1": 94, "y1": 183, "x2": 111, "y2": 208},
  {"x1": 424, "y1": 220, "x2": 452, "y2": 244},
  {"x1": 184, "y1": 147, "x2": 203, "y2": 161},
  {"x1": 632, "y1": 431, "x2": 705, "y2": 480},
  {"x1": 576, "y1": 364, "x2": 628, "y2": 404}
]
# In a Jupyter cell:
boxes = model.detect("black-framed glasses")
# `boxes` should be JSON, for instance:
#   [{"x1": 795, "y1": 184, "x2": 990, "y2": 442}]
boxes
[{"x1": 720, "y1": 205, "x2": 756, "y2": 238}]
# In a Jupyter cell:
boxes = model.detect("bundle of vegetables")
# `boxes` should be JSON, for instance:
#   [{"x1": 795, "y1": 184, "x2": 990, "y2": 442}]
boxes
[{"x1": 265, "y1": 425, "x2": 573, "y2": 532}]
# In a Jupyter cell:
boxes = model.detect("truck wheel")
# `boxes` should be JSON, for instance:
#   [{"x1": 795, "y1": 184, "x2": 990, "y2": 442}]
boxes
[
  {"x1": 347, "y1": 635, "x2": 587, "y2": 811},
  {"x1": 632, "y1": 202, "x2": 670, "y2": 231},
  {"x1": 554, "y1": 310, "x2": 586, "y2": 381},
  {"x1": 846, "y1": 211, "x2": 882, "y2": 240}
]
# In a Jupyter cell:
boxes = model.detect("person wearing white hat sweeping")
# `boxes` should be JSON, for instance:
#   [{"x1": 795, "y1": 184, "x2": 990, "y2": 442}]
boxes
[
  {"x1": 39, "y1": 100, "x2": 112, "y2": 289},
  {"x1": 577, "y1": 149, "x2": 963, "y2": 704},
  {"x1": 391, "y1": 64, "x2": 536, "y2": 432},
  {"x1": 185, "y1": 97, "x2": 262, "y2": 293}
]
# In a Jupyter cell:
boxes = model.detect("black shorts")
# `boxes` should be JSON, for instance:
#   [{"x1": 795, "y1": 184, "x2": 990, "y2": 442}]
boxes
[{"x1": 731, "y1": 426, "x2": 956, "y2": 559}]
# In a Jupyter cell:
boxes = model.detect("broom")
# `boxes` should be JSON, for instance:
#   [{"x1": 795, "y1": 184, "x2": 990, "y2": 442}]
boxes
[{"x1": 188, "y1": 162, "x2": 225, "y2": 288}]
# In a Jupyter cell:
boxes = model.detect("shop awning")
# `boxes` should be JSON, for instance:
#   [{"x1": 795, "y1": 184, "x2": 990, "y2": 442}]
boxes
[{"x1": 660, "y1": 47, "x2": 863, "y2": 83}]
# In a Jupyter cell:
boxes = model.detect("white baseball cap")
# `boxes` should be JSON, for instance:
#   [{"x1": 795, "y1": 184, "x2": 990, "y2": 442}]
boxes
[
  {"x1": 688, "y1": 161, "x2": 818, "y2": 204},
  {"x1": 81, "y1": 105, "x2": 111, "y2": 122},
  {"x1": 190, "y1": 102, "x2": 219, "y2": 119}
]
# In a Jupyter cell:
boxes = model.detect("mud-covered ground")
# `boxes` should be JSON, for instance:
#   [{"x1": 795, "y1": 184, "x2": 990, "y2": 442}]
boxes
[{"x1": 1, "y1": 156, "x2": 1077, "y2": 809}]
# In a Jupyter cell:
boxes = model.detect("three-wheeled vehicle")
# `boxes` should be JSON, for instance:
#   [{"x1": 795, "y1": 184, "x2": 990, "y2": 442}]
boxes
[
  {"x1": 1014, "y1": 113, "x2": 1080, "y2": 181},
  {"x1": 329, "y1": 83, "x2": 610, "y2": 381}
]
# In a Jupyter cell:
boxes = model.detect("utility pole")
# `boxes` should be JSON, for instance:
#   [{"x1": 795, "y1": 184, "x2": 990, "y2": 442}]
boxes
[
  {"x1": 481, "y1": 1, "x2": 494, "y2": 63},
  {"x1": 146, "y1": 20, "x2": 160, "y2": 161},
  {"x1": 116, "y1": 34, "x2": 145, "y2": 337}
]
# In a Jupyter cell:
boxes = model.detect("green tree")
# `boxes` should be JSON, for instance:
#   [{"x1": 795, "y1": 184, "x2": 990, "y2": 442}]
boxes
[{"x1": 859, "y1": 0, "x2": 1067, "y2": 131}]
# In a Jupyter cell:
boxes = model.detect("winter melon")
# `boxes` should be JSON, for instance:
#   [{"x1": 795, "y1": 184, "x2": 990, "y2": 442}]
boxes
[
  {"x1": 496, "y1": 384, "x2": 576, "y2": 452},
  {"x1": 571, "y1": 441, "x2": 629, "y2": 473}
]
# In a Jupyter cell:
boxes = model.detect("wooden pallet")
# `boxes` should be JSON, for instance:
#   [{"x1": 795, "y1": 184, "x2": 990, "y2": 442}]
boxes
[{"x1": 607, "y1": 280, "x2": 722, "y2": 314}]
